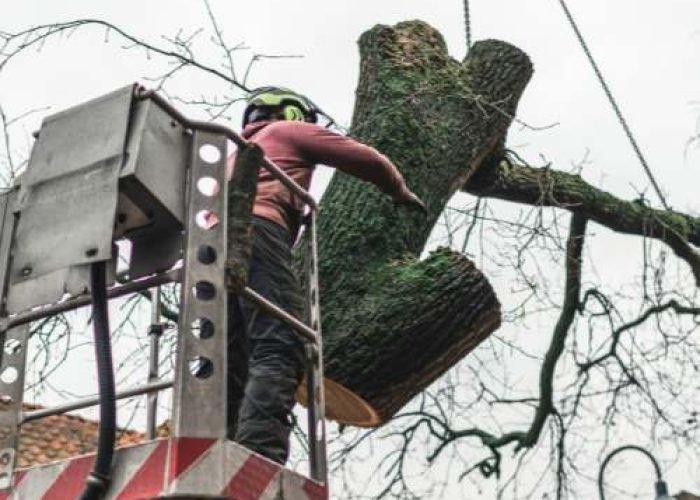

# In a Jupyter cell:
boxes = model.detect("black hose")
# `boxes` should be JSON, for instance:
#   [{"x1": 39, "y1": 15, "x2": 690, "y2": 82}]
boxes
[{"x1": 80, "y1": 262, "x2": 116, "y2": 500}]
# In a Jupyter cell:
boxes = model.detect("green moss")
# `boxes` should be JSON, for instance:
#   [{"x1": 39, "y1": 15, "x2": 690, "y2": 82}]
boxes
[
  {"x1": 663, "y1": 212, "x2": 690, "y2": 236},
  {"x1": 321, "y1": 249, "x2": 458, "y2": 338}
]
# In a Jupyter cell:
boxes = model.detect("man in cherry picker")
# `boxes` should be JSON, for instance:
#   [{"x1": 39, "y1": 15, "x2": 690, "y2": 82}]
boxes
[{"x1": 227, "y1": 86, "x2": 426, "y2": 464}]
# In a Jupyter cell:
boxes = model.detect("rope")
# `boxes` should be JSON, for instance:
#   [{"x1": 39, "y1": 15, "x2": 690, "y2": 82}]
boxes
[
  {"x1": 463, "y1": 0, "x2": 472, "y2": 52},
  {"x1": 556, "y1": 0, "x2": 670, "y2": 211}
]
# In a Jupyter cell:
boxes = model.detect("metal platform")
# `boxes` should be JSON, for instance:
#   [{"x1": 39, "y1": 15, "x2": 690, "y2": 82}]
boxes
[
  {"x1": 0, "y1": 438, "x2": 327, "y2": 499},
  {"x1": 0, "y1": 84, "x2": 328, "y2": 498}
]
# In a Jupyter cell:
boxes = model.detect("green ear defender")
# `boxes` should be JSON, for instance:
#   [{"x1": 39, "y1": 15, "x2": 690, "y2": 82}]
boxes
[
  {"x1": 243, "y1": 86, "x2": 320, "y2": 126},
  {"x1": 282, "y1": 105, "x2": 305, "y2": 122}
]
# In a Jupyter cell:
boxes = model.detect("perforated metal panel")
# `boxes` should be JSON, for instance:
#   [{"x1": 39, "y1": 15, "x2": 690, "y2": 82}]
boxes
[
  {"x1": 305, "y1": 213, "x2": 327, "y2": 483},
  {"x1": 171, "y1": 131, "x2": 229, "y2": 439},
  {"x1": 0, "y1": 324, "x2": 30, "y2": 490}
]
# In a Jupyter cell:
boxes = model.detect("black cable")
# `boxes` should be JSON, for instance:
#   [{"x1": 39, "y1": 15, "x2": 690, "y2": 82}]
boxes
[
  {"x1": 598, "y1": 445, "x2": 668, "y2": 500},
  {"x1": 463, "y1": 0, "x2": 472, "y2": 51},
  {"x1": 556, "y1": 0, "x2": 670, "y2": 211},
  {"x1": 79, "y1": 262, "x2": 116, "y2": 500}
]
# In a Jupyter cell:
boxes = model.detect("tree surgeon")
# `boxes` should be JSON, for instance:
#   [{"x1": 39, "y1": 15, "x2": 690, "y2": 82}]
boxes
[{"x1": 226, "y1": 86, "x2": 427, "y2": 464}]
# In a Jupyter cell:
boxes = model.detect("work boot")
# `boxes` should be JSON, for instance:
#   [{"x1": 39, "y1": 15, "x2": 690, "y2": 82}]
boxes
[{"x1": 235, "y1": 415, "x2": 293, "y2": 464}]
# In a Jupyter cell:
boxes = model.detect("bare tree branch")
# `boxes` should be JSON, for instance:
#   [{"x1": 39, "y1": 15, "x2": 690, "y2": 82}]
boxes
[
  {"x1": 465, "y1": 156, "x2": 700, "y2": 285},
  {"x1": 519, "y1": 213, "x2": 587, "y2": 449},
  {"x1": 0, "y1": 19, "x2": 251, "y2": 91}
]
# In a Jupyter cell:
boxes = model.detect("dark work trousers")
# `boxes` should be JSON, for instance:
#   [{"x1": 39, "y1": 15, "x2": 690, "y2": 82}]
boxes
[{"x1": 227, "y1": 216, "x2": 306, "y2": 464}]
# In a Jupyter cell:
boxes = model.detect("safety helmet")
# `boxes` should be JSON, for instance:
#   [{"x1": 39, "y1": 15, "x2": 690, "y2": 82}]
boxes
[{"x1": 242, "y1": 86, "x2": 319, "y2": 127}]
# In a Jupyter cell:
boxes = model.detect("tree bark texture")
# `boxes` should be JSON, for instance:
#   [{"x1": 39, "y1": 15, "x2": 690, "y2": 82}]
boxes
[{"x1": 312, "y1": 21, "x2": 533, "y2": 426}]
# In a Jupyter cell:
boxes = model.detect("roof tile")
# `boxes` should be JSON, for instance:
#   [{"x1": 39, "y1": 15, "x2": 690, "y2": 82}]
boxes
[{"x1": 17, "y1": 403, "x2": 148, "y2": 468}]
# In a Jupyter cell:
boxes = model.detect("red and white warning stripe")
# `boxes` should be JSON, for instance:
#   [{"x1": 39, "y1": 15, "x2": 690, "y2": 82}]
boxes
[{"x1": 0, "y1": 438, "x2": 327, "y2": 499}]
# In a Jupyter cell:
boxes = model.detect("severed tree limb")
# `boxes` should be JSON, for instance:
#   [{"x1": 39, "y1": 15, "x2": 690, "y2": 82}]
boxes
[
  {"x1": 312, "y1": 22, "x2": 534, "y2": 426},
  {"x1": 465, "y1": 158, "x2": 700, "y2": 285}
]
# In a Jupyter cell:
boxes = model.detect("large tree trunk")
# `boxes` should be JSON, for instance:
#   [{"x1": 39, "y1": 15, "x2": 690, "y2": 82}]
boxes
[{"x1": 302, "y1": 21, "x2": 533, "y2": 426}]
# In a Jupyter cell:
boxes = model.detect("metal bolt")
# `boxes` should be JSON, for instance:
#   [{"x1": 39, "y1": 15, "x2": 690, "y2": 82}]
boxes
[{"x1": 20, "y1": 266, "x2": 31, "y2": 277}]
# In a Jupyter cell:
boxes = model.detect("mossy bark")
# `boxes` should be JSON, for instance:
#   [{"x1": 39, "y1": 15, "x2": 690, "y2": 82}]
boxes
[{"x1": 310, "y1": 21, "x2": 533, "y2": 425}]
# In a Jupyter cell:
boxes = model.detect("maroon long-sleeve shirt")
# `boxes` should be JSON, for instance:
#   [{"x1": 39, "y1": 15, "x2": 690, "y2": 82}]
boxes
[{"x1": 226, "y1": 120, "x2": 407, "y2": 236}]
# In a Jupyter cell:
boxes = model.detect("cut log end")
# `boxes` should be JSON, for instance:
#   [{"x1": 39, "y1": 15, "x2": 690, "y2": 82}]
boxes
[
  {"x1": 297, "y1": 291, "x2": 500, "y2": 428},
  {"x1": 297, "y1": 377, "x2": 382, "y2": 428}
]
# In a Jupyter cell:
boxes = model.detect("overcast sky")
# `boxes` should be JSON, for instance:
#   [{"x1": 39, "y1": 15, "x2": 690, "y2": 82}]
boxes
[{"x1": 2, "y1": 1, "x2": 700, "y2": 498}]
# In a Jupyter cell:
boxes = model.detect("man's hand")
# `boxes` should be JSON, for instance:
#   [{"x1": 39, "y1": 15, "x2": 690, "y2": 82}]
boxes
[{"x1": 393, "y1": 185, "x2": 428, "y2": 216}]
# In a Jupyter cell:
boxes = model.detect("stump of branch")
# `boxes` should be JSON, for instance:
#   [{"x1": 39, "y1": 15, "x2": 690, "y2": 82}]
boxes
[{"x1": 225, "y1": 144, "x2": 261, "y2": 291}]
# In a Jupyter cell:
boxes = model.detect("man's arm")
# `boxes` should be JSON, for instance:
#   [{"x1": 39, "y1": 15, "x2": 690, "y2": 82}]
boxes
[{"x1": 285, "y1": 122, "x2": 427, "y2": 213}]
